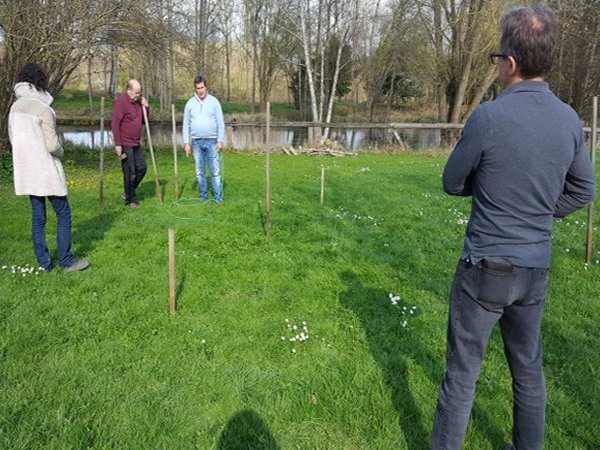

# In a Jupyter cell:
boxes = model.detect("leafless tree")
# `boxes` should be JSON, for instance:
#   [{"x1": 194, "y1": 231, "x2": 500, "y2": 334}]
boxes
[
  {"x1": 0, "y1": 0, "x2": 133, "y2": 153},
  {"x1": 550, "y1": 0, "x2": 600, "y2": 118}
]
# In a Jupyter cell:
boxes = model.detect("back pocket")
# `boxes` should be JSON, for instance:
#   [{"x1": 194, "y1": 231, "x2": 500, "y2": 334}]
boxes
[{"x1": 475, "y1": 258, "x2": 516, "y2": 311}]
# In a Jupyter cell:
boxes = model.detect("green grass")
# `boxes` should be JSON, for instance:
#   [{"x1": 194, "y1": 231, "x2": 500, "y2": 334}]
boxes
[
  {"x1": 52, "y1": 91, "x2": 300, "y2": 122},
  {"x1": 0, "y1": 149, "x2": 598, "y2": 449}
]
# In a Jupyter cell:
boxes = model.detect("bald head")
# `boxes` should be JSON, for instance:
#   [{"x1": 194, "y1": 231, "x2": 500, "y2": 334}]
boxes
[{"x1": 126, "y1": 79, "x2": 143, "y2": 102}]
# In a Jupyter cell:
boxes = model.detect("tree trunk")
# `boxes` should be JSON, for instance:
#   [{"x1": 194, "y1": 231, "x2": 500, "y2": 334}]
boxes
[
  {"x1": 87, "y1": 55, "x2": 94, "y2": 112},
  {"x1": 225, "y1": 32, "x2": 231, "y2": 101},
  {"x1": 299, "y1": 1, "x2": 321, "y2": 142},
  {"x1": 434, "y1": 0, "x2": 446, "y2": 121},
  {"x1": 109, "y1": 47, "x2": 119, "y2": 98},
  {"x1": 323, "y1": 34, "x2": 346, "y2": 142},
  {"x1": 464, "y1": 66, "x2": 497, "y2": 119}
]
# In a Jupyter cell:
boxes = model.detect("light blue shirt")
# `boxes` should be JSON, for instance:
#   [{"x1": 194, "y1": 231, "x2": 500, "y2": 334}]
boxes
[{"x1": 182, "y1": 93, "x2": 226, "y2": 145}]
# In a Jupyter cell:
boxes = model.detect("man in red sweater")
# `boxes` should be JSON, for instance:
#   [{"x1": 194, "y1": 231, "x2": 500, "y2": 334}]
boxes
[{"x1": 112, "y1": 79, "x2": 149, "y2": 208}]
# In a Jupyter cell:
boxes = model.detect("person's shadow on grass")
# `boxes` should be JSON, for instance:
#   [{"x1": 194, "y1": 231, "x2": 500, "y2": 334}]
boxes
[
  {"x1": 137, "y1": 178, "x2": 167, "y2": 204},
  {"x1": 71, "y1": 203, "x2": 117, "y2": 258},
  {"x1": 338, "y1": 270, "x2": 433, "y2": 449},
  {"x1": 217, "y1": 409, "x2": 280, "y2": 450},
  {"x1": 339, "y1": 269, "x2": 510, "y2": 448}
]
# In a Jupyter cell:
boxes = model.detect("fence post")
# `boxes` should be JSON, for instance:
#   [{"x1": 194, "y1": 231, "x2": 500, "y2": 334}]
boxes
[
  {"x1": 99, "y1": 97, "x2": 105, "y2": 223},
  {"x1": 585, "y1": 96, "x2": 597, "y2": 264},
  {"x1": 266, "y1": 102, "x2": 271, "y2": 240}
]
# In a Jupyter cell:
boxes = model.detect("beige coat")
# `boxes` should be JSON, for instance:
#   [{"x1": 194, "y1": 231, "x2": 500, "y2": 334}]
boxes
[{"x1": 9, "y1": 82, "x2": 67, "y2": 196}]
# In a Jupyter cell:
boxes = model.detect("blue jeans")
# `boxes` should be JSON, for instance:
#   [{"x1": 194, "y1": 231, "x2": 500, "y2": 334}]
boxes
[
  {"x1": 192, "y1": 138, "x2": 222, "y2": 202},
  {"x1": 30, "y1": 195, "x2": 76, "y2": 271},
  {"x1": 432, "y1": 259, "x2": 548, "y2": 450}
]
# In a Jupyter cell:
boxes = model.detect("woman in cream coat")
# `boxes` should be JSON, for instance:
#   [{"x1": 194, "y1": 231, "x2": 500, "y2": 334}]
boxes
[{"x1": 9, "y1": 63, "x2": 89, "y2": 272}]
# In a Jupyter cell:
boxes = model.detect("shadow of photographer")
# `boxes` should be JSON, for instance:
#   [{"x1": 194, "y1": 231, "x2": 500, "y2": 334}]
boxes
[{"x1": 217, "y1": 409, "x2": 280, "y2": 450}]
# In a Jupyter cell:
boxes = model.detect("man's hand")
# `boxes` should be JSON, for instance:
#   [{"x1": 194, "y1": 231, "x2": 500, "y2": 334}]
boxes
[
  {"x1": 140, "y1": 97, "x2": 149, "y2": 108},
  {"x1": 217, "y1": 142, "x2": 224, "y2": 152},
  {"x1": 115, "y1": 145, "x2": 123, "y2": 158},
  {"x1": 184, "y1": 144, "x2": 191, "y2": 158}
]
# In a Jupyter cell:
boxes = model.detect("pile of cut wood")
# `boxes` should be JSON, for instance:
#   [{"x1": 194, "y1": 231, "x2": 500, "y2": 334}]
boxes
[{"x1": 280, "y1": 146, "x2": 356, "y2": 157}]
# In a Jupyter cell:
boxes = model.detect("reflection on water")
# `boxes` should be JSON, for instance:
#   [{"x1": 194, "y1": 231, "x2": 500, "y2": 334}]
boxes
[{"x1": 57, "y1": 124, "x2": 457, "y2": 151}]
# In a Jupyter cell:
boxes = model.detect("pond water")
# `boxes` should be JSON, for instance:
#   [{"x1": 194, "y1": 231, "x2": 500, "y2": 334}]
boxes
[{"x1": 57, "y1": 124, "x2": 459, "y2": 151}]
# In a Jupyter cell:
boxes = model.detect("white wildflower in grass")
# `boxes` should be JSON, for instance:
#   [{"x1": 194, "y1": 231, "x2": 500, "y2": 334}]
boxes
[
  {"x1": 388, "y1": 292, "x2": 419, "y2": 329},
  {"x1": 282, "y1": 319, "x2": 313, "y2": 355},
  {"x1": 3, "y1": 263, "x2": 46, "y2": 278},
  {"x1": 201, "y1": 339, "x2": 206, "y2": 344},
  {"x1": 333, "y1": 207, "x2": 381, "y2": 226},
  {"x1": 565, "y1": 248, "x2": 570, "y2": 252}
]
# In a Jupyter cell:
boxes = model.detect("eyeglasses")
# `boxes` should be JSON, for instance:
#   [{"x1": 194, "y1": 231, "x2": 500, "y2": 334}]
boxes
[{"x1": 489, "y1": 53, "x2": 509, "y2": 64}]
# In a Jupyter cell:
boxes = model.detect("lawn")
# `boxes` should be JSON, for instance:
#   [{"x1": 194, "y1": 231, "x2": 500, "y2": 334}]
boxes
[
  {"x1": 52, "y1": 91, "x2": 301, "y2": 123},
  {"x1": 0, "y1": 148, "x2": 598, "y2": 449}
]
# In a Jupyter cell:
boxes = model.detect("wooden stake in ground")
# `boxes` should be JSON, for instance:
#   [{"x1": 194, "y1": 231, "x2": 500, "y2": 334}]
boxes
[
  {"x1": 171, "y1": 104, "x2": 180, "y2": 200},
  {"x1": 168, "y1": 228, "x2": 176, "y2": 316},
  {"x1": 142, "y1": 105, "x2": 163, "y2": 205},
  {"x1": 266, "y1": 101, "x2": 271, "y2": 240},
  {"x1": 586, "y1": 96, "x2": 597, "y2": 264},
  {"x1": 320, "y1": 165, "x2": 325, "y2": 206},
  {"x1": 99, "y1": 97, "x2": 105, "y2": 223}
]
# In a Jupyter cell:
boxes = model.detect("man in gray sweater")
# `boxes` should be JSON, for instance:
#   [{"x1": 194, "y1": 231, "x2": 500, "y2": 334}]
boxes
[{"x1": 431, "y1": 5, "x2": 596, "y2": 450}]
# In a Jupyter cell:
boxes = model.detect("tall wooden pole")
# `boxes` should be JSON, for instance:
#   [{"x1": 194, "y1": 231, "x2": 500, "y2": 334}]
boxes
[
  {"x1": 266, "y1": 101, "x2": 271, "y2": 239},
  {"x1": 142, "y1": 105, "x2": 163, "y2": 205},
  {"x1": 320, "y1": 165, "x2": 325, "y2": 206},
  {"x1": 171, "y1": 104, "x2": 180, "y2": 200},
  {"x1": 99, "y1": 97, "x2": 105, "y2": 223},
  {"x1": 585, "y1": 96, "x2": 597, "y2": 264},
  {"x1": 168, "y1": 228, "x2": 176, "y2": 316}
]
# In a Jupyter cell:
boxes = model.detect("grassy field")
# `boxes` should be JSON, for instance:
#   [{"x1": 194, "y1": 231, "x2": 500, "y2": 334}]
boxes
[
  {"x1": 0, "y1": 149, "x2": 598, "y2": 449},
  {"x1": 52, "y1": 91, "x2": 302, "y2": 123}
]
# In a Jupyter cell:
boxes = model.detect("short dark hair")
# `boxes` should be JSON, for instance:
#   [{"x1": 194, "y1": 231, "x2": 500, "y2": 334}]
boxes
[
  {"x1": 17, "y1": 63, "x2": 48, "y2": 92},
  {"x1": 194, "y1": 75, "x2": 207, "y2": 86},
  {"x1": 500, "y1": 5, "x2": 557, "y2": 79}
]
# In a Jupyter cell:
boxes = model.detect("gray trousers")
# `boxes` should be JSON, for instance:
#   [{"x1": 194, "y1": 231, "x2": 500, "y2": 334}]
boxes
[{"x1": 431, "y1": 259, "x2": 548, "y2": 450}]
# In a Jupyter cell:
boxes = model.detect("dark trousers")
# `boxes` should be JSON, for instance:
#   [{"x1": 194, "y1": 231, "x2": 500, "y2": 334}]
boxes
[
  {"x1": 29, "y1": 195, "x2": 76, "y2": 271},
  {"x1": 431, "y1": 259, "x2": 548, "y2": 450},
  {"x1": 121, "y1": 146, "x2": 147, "y2": 203}
]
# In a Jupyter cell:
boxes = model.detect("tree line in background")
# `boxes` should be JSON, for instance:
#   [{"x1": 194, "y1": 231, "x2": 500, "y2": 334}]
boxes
[{"x1": 1, "y1": 0, "x2": 599, "y2": 153}]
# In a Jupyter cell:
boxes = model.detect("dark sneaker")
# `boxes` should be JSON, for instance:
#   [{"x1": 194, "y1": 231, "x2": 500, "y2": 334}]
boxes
[
  {"x1": 125, "y1": 201, "x2": 139, "y2": 208},
  {"x1": 63, "y1": 259, "x2": 90, "y2": 273}
]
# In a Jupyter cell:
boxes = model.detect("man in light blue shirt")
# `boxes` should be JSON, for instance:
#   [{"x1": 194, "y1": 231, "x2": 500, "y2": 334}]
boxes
[{"x1": 183, "y1": 75, "x2": 226, "y2": 203}]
